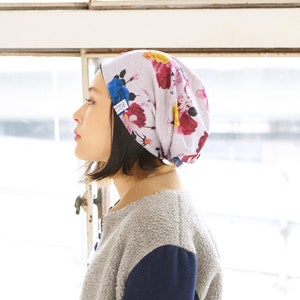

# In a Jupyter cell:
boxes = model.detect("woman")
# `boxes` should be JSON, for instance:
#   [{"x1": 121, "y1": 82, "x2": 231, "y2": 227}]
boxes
[{"x1": 73, "y1": 50, "x2": 222, "y2": 300}]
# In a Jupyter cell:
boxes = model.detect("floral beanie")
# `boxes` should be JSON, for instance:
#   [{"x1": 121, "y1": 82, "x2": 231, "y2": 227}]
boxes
[{"x1": 101, "y1": 50, "x2": 209, "y2": 167}]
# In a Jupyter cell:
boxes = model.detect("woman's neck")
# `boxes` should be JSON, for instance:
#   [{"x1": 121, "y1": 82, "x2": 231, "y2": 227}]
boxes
[{"x1": 111, "y1": 169, "x2": 182, "y2": 212}]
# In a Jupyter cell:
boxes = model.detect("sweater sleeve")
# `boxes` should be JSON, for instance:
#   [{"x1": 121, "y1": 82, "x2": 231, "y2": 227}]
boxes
[{"x1": 122, "y1": 245, "x2": 199, "y2": 300}]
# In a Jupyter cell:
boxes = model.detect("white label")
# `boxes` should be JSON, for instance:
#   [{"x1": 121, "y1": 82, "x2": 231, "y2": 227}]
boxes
[{"x1": 114, "y1": 99, "x2": 129, "y2": 115}]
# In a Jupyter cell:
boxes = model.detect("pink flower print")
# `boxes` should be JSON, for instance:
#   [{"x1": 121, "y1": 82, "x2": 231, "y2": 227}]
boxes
[
  {"x1": 196, "y1": 88, "x2": 209, "y2": 111},
  {"x1": 174, "y1": 68, "x2": 184, "y2": 87},
  {"x1": 128, "y1": 73, "x2": 139, "y2": 82},
  {"x1": 196, "y1": 88, "x2": 207, "y2": 99},
  {"x1": 177, "y1": 95, "x2": 195, "y2": 115},
  {"x1": 120, "y1": 113, "x2": 132, "y2": 133}
]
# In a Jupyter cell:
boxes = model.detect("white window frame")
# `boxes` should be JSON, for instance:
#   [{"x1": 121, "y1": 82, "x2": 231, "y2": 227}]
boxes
[{"x1": 1, "y1": 8, "x2": 300, "y2": 50}]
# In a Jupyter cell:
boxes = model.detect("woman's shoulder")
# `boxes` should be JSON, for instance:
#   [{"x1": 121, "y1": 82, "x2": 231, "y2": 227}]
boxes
[
  {"x1": 103, "y1": 189, "x2": 222, "y2": 292},
  {"x1": 108, "y1": 190, "x2": 203, "y2": 250},
  {"x1": 121, "y1": 189, "x2": 193, "y2": 226}
]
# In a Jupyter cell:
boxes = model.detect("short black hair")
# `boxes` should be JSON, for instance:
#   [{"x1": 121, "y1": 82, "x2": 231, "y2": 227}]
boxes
[{"x1": 85, "y1": 103, "x2": 165, "y2": 182}]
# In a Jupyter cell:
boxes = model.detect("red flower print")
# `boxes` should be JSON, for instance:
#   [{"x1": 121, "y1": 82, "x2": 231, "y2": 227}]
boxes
[
  {"x1": 152, "y1": 61, "x2": 172, "y2": 89},
  {"x1": 198, "y1": 130, "x2": 209, "y2": 151},
  {"x1": 127, "y1": 103, "x2": 146, "y2": 128},
  {"x1": 181, "y1": 131, "x2": 209, "y2": 163},
  {"x1": 179, "y1": 111, "x2": 198, "y2": 135}
]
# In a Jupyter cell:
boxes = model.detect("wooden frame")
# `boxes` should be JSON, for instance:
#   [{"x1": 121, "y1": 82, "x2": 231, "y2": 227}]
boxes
[
  {"x1": 89, "y1": 0, "x2": 300, "y2": 9},
  {"x1": 1, "y1": 8, "x2": 300, "y2": 51}
]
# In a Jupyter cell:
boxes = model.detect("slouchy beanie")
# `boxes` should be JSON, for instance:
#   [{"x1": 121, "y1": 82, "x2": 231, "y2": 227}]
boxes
[{"x1": 101, "y1": 50, "x2": 209, "y2": 166}]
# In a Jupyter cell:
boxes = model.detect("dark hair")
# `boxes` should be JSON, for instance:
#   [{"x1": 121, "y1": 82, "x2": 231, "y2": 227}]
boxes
[{"x1": 85, "y1": 104, "x2": 165, "y2": 182}]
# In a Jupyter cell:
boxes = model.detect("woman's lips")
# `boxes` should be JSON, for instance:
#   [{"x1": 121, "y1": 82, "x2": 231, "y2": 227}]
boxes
[{"x1": 74, "y1": 130, "x2": 81, "y2": 140}]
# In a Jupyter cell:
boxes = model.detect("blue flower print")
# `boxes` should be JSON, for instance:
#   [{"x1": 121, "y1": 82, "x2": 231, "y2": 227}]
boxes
[{"x1": 107, "y1": 77, "x2": 130, "y2": 106}]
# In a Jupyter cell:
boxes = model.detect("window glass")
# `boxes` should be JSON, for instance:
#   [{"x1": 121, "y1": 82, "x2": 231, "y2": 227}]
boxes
[
  {"x1": 0, "y1": 56, "x2": 86, "y2": 299},
  {"x1": 178, "y1": 56, "x2": 300, "y2": 300},
  {"x1": 88, "y1": 55, "x2": 300, "y2": 299}
]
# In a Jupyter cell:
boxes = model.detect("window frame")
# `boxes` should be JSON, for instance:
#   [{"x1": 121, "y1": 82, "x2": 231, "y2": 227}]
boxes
[
  {"x1": 1, "y1": 8, "x2": 300, "y2": 51},
  {"x1": 1, "y1": 0, "x2": 300, "y2": 281},
  {"x1": 90, "y1": 0, "x2": 300, "y2": 9}
]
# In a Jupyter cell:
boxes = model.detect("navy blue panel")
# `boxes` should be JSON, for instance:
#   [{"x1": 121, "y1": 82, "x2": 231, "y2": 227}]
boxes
[{"x1": 122, "y1": 245, "x2": 198, "y2": 300}]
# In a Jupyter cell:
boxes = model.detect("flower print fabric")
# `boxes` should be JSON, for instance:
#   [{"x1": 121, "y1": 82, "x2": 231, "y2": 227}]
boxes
[{"x1": 101, "y1": 50, "x2": 209, "y2": 166}]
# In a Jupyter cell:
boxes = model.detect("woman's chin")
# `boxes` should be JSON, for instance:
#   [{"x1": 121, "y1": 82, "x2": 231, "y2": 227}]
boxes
[{"x1": 74, "y1": 147, "x2": 86, "y2": 161}]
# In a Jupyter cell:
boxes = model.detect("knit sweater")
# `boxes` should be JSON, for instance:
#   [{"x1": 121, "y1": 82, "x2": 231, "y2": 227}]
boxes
[{"x1": 80, "y1": 190, "x2": 222, "y2": 300}]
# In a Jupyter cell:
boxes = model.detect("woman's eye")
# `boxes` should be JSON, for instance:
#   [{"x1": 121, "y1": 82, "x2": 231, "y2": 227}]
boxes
[{"x1": 85, "y1": 98, "x2": 95, "y2": 105}]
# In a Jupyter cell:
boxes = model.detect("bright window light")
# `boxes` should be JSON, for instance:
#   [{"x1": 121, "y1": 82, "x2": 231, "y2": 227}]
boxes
[{"x1": 0, "y1": 56, "x2": 86, "y2": 300}]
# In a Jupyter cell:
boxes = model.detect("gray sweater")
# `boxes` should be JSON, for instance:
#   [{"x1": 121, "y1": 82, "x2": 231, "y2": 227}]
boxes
[{"x1": 80, "y1": 190, "x2": 222, "y2": 300}]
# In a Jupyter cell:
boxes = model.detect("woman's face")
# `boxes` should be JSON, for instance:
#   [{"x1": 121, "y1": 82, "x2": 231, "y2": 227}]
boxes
[{"x1": 73, "y1": 71, "x2": 112, "y2": 162}]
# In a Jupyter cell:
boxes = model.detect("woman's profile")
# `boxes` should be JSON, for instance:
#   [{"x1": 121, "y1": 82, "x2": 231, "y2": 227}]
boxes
[{"x1": 73, "y1": 49, "x2": 222, "y2": 300}]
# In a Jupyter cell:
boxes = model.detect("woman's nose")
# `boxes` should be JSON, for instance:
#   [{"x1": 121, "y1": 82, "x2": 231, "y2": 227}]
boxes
[
  {"x1": 73, "y1": 102, "x2": 87, "y2": 123},
  {"x1": 73, "y1": 107, "x2": 81, "y2": 123}
]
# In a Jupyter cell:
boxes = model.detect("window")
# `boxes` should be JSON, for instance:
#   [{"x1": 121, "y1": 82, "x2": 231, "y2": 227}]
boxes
[
  {"x1": 1, "y1": 1, "x2": 300, "y2": 299},
  {"x1": 0, "y1": 56, "x2": 86, "y2": 299},
  {"x1": 177, "y1": 56, "x2": 300, "y2": 299}
]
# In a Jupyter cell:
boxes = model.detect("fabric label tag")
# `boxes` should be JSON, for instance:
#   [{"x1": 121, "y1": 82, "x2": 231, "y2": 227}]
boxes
[{"x1": 114, "y1": 99, "x2": 129, "y2": 115}]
